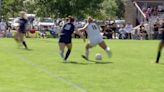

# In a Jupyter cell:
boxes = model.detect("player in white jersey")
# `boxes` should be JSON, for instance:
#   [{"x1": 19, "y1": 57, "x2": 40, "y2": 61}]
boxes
[{"x1": 78, "y1": 17, "x2": 111, "y2": 60}]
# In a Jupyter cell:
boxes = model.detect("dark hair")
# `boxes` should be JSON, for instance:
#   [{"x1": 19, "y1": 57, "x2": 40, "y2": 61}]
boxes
[
  {"x1": 68, "y1": 16, "x2": 74, "y2": 23},
  {"x1": 161, "y1": 23, "x2": 164, "y2": 29},
  {"x1": 65, "y1": 17, "x2": 69, "y2": 22}
]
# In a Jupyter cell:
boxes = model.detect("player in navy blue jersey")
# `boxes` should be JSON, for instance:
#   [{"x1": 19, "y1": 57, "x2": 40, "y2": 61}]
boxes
[
  {"x1": 155, "y1": 19, "x2": 164, "y2": 63},
  {"x1": 14, "y1": 11, "x2": 29, "y2": 49},
  {"x1": 59, "y1": 16, "x2": 80, "y2": 61}
]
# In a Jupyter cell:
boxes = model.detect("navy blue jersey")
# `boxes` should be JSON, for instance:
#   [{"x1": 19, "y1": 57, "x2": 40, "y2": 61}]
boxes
[
  {"x1": 18, "y1": 18, "x2": 28, "y2": 33},
  {"x1": 59, "y1": 23, "x2": 75, "y2": 44},
  {"x1": 161, "y1": 23, "x2": 164, "y2": 41},
  {"x1": 60, "y1": 23, "x2": 75, "y2": 37}
]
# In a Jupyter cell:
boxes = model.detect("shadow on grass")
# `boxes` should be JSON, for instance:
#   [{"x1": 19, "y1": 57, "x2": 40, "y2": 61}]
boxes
[
  {"x1": 157, "y1": 63, "x2": 164, "y2": 65},
  {"x1": 63, "y1": 61, "x2": 88, "y2": 65},
  {"x1": 21, "y1": 48, "x2": 33, "y2": 51},
  {"x1": 88, "y1": 60, "x2": 112, "y2": 64},
  {"x1": 17, "y1": 47, "x2": 33, "y2": 51},
  {"x1": 63, "y1": 60, "x2": 112, "y2": 65}
]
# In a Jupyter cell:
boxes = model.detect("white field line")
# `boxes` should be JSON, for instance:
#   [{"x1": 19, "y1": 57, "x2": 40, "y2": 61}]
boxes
[
  {"x1": 0, "y1": 44, "x2": 87, "y2": 92},
  {"x1": 16, "y1": 55, "x2": 87, "y2": 92}
]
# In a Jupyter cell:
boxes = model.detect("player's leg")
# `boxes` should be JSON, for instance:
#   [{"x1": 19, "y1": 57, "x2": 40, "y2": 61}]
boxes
[
  {"x1": 156, "y1": 41, "x2": 164, "y2": 63},
  {"x1": 14, "y1": 32, "x2": 20, "y2": 42},
  {"x1": 59, "y1": 43, "x2": 65, "y2": 59},
  {"x1": 82, "y1": 43, "x2": 93, "y2": 60},
  {"x1": 14, "y1": 32, "x2": 23, "y2": 48},
  {"x1": 20, "y1": 33, "x2": 28, "y2": 49},
  {"x1": 64, "y1": 43, "x2": 72, "y2": 61},
  {"x1": 99, "y1": 41, "x2": 111, "y2": 58}
]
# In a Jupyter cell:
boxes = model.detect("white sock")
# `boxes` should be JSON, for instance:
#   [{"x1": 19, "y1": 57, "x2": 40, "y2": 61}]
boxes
[
  {"x1": 60, "y1": 50, "x2": 64, "y2": 59},
  {"x1": 105, "y1": 47, "x2": 111, "y2": 57},
  {"x1": 105, "y1": 47, "x2": 110, "y2": 51},
  {"x1": 85, "y1": 49, "x2": 89, "y2": 58}
]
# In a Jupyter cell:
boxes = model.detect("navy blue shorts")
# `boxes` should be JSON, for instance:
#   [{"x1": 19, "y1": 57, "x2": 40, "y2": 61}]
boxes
[
  {"x1": 59, "y1": 36, "x2": 72, "y2": 44},
  {"x1": 161, "y1": 34, "x2": 164, "y2": 42},
  {"x1": 18, "y1": 29, "x2": 26, "y2": 34}
]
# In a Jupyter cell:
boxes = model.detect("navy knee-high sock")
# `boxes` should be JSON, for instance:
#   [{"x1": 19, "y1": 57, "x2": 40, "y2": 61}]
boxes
[
  {"x1": 156, "y1": 51, "x2": 161, "y2": 63},
  {"x1": 64, "y1": 49, "x2": 71, "y2": 60},
  {"x1": 22, "y1": 41, "x2": 28, "y2": 49}
]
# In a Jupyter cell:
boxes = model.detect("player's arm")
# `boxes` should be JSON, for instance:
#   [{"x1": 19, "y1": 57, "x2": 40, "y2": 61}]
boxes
[
  {"x1": 77, "y1": 23, "x2": 89, "y2": 42},
  {"x1": 78, "y1": 23, "x2": 88, "y2": 32},
  {"x1": 74, "y1": 28, "x2": 86, "y2": 42}
]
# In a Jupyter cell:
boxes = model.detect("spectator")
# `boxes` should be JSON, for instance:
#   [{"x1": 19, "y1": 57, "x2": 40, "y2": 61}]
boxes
[
  {"x1": 6, "y1": 29, "x2": 13, "y2": 38},
  {"x1": 125, "y1": 23, "x2": 133, "y2": 39},
  {"x1": 133, "y1": 29, "x2": 140, "y2": 40},
  {"x1": 111, "y1": 22, "x2": 117, "y2": 39},
  {"x1": 139, "y1": 24, "x2": 148, "y2": 40},
  {"x1": 103, "y1": 24, "x2": 113, "y2": 39},
  {"x1": 50, "y1": 25, "x2": 60, "y2": 38},
  {"x1": 153, "y1": 22, "x2": 160, "y2": 39},
  {"x1": 152, "y1": 7, "x2": 158, "y2": 16},
  {"x1": 131, "y1": 25, "x2": 140, "y2": 40},
  {"x1": 0, "y1": 19, "x2": 7, "y2": 37},
  {"x1": 118, "y1": 25, "x2": 126, "y2": 39}
]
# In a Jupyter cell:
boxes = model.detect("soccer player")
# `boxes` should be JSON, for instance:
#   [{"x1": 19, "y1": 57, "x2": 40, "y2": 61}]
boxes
[
  {"x1": 59, "y1": 16, "x2": 79, "y2": 61},
  {"x1": 78, "y1": 17, "x2": 111, "y2": 60},
  {"x1": 155, "y1": 19, "x2": 164, "y2": 63},
  {"x1": 14, "y1": 11, "x2": 29, "y2": 49}
]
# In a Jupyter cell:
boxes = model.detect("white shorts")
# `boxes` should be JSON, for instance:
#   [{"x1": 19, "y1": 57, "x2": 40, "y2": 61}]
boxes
[{"x1": 88, "y1": 37, "x2": 104, "y2": 47}]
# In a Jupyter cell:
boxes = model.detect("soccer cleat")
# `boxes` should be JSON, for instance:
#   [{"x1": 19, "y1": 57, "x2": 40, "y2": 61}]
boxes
[
  {"x1": 60, "y1": 53, "x2": 64, "y2": 60},
  {"x1": 107, "y1": 51, "x2": 112, "y2": 58},
  {"x1": 63, "y1": 59, "x2": 68, "y2": 63},
  {"x1": 81, "y1": 55, "x2": 89, "y2": 61},
  {"x1": 24, "y1": 46, "x2": 28, "y2": 49},
  {"x1": 155, "y1": 61, "x2": 159, "y2": 64}
]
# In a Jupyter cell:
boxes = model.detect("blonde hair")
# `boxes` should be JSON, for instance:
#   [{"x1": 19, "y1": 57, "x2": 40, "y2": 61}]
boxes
[
  {"x1": 20, "y1": 11, "x2": 26, "y2": 15},
  {"x1": 20, "y1": 11, "x2": 27, "y2": 18}
]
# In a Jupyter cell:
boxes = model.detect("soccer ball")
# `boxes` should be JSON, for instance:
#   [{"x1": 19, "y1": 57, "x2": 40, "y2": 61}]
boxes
[{"x1": 95, "y1": 53, "x2": 102, "y2": 60}]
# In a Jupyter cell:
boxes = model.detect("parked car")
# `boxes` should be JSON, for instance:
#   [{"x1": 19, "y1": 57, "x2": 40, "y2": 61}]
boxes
[
  {"x1": 37, "y1": 18, "x2": 54, "y2": 31},
  {"x1": 11, "y1": 17, "x2": 19, "y2": 30},
  {"x1": 7, "y1": 18, "x2": 14, "y2": 28},
  {"x1": 111, "y1": 20, "x2": 126, "y2": 28}
]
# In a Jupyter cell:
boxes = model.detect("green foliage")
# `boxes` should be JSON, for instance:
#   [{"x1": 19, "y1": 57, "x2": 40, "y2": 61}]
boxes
[
  {"x1": 1, "y1": 0, "x2": 125, "y2": 19},
  {"x1": 2, "y1": 0, "x2": 23, "y2": 17},
  {"x1": 101, "y1": 0, "x2": 125, "y2": 19},
  {"x1": 115, "y1": 0, "x2": 125, "y2": 18},
  {"x1": 34, "y1": 0, "x2": 103, "y2": 18}
]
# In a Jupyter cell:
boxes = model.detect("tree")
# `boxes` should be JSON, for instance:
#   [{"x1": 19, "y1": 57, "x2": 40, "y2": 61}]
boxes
[
  {"x1": 101, "y1": 0, "x2": 125, "y2": 19},
  {"x1": 1, "y1": 0, "x2": 125, "y2": 19},
  {"x1": 115, "y1": 0, "x2": 125, "y2": 19},
  {"x1": 101, "y1": 0, "x2": 117, "y2": 19},
  {"x1": 2, "y1": 0, "x2": 26, "y2": 17},
  {"x1": 34, "y1": 0, "x2": 104, "y2": 18}
]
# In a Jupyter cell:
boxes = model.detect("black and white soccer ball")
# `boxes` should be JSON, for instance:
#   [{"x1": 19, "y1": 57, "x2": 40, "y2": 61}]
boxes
[{"x1": 95, "y1": 53, "x2": 102, "y2": 60}]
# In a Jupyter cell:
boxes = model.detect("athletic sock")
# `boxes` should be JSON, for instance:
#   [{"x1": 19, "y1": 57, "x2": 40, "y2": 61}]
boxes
[
  {"x1": 60, "y1": 50, "x2": 64, "y2": 59},
  {"x1": 156, "y1": 51, "x2": 161, "y2": 63},
  {"x1": 85, "y1": 49, "x2": 89, "y2": 59},
  {"x1": 105, "y1": 47, "x2": 111, "y2": 58},
  {"x1": 64, "y1": 49, "x2": 71, "y2": 60},
  {"x1": 22, "y1": 41, "x2": 28, "y2": 49}
]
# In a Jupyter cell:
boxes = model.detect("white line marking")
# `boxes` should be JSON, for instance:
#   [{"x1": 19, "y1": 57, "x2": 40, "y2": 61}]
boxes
[
  {"x1": 0, "y1": 41, "x2": 87, "y2": 92},
  {"x1": 16, "y1": 55, "x2": 87, "y2": 92}
]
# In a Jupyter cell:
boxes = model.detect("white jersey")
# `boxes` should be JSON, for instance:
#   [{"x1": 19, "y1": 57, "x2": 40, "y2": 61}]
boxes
[
  {"x1": 86, "y1": 23, "x2": 102, "y2": 39},
  {"x1": 85, "y1": 23, "x2": 103, "y2": 46}
]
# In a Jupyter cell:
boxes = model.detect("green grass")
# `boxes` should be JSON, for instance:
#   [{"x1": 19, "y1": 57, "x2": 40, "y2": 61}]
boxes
[{"x1": 0, "y1": 38, "x2": 164, "y2": 92}]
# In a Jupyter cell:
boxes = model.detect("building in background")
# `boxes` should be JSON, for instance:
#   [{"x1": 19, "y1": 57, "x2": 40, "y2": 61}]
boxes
[{"x1": 125, "y1": 0, "x2": 164, "y2": 26}]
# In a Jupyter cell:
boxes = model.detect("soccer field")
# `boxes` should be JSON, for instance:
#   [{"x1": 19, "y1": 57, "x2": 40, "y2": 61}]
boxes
[{"x1": 0, "y1": 38, "x2": 164, "y2": 92}]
